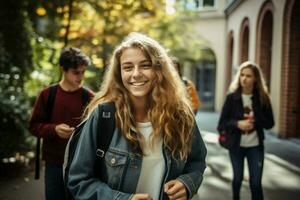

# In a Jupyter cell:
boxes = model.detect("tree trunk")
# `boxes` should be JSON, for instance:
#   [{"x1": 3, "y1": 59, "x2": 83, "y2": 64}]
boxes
[{"x1": 63, "y1": 0, "x2": 74, "y2": 48}]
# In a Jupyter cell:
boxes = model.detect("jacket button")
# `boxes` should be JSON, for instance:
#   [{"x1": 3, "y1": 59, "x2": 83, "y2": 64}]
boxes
[{"x1": 111, "y1": 158, "x2": 116, "y2": 165}]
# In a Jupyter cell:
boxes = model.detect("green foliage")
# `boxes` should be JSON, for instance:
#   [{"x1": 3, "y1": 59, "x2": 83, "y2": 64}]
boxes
[
  {"x1": 66, "y1": 0, "x2": 165, "y2": 69},
  {"x1": 25, "y1": 35, "x2": 61, "y2": 98},
  {"x1": 25, "y1": 0, "x2": 69, "y2": 40},
  {"x1": 0, "y1": 1, "x2": 34, "y2": 159},
  {"x1": 83, "y1": 66, "x2": 103, "y2": 92},
  {"x1": 24, "y1": 0, "x2": 207, "y2": 89},
  {"x1": 0, "y1": 1, "x2": 33, "y2": 78},
  {"x1": 0, "y1": 0, "x2": 210, "y2": 159},
  {"x1": 0, "y1": 53, "x2": 32, "y2": 159},
  {"x1": 25, "y1": 34, "x2": 102, "y2": 95}
]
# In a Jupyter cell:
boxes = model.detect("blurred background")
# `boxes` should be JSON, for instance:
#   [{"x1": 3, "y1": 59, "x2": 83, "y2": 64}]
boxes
[
  {"x1": 0, "y1": 0, "x2": 208, "y2": 166},
  {"x1": 0, "y1": 0, "x2": 299, "y2": 199}
]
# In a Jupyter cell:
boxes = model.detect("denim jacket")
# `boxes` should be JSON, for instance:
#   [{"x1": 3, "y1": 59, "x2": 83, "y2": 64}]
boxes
[{"x1": 68, "y1": 104, "x2": 207, "y2": 200}]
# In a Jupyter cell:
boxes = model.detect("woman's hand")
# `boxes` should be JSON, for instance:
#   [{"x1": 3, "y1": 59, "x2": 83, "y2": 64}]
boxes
[
  {"x1": 164, "y1": 179, "x2": 187, "y2": 200},
  {"x1": 237, "y1": 119, "x2": 254, "y2": 132},
  {"x1": 131, "y1": 193, "x2": 153, "y2": 200}
]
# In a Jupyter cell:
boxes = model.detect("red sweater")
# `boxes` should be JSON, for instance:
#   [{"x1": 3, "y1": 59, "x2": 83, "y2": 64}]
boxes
[{"x1": 29, "y1": 85, "x2": 93, "y2": 164}]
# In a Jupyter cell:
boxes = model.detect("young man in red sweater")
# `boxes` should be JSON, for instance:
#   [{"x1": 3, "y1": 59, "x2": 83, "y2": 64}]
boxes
[{"x1": 29, "y1": 47, "x2": 93, "y2": 200}]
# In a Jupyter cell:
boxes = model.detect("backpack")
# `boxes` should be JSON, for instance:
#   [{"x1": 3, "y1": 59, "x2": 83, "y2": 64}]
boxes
[
  {"x1": 63, "y1": 102, "x2": 116, "y2": 200},
  {"x1": 34, "y1": 84, "x2": 90, "y2": 179}
]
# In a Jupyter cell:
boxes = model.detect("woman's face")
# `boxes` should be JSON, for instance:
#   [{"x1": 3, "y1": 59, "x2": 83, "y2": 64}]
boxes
[
  {"x1": 120, "y1": 47, "x2": 156, "y2": 103},
  {"x1": 240, "y1": 67, "x2": 256, "y2": 90}
]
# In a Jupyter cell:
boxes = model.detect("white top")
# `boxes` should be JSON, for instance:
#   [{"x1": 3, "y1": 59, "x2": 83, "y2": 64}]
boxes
[
  {"x1": 240, "y1": 94, "x2": 259, "y2": 147},
  {"x1": 135, "y1": 122, "x2": 165, "y2": 200}
]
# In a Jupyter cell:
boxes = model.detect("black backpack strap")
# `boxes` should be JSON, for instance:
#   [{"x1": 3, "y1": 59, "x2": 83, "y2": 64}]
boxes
[
  {"x1": 96, "y1": 102, "x2": 116, "y2": 157},
  {"x1": 47, "y1": 84, "x2": 59, "y2": 120},
  {"x1": 34, "y1": 136, "x2": 41, "y2": 180},
  {"x1": 81, "y1": 87, "x2": 90, "y2": 107},
  {"x1": 35, "y1": 84, "x2": 58, "y2": 180},
  {"x1": 94, "y1": 102, "x2": 116, "y2": 179}
]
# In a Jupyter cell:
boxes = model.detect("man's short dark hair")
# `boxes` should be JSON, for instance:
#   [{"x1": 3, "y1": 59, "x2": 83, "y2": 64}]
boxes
[{"x1": 59, "y1": 47, "x2": 91, "y2": 71}]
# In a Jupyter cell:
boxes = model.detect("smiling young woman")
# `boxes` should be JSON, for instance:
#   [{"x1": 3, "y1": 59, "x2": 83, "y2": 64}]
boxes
[{"x1": 67, "y1": 32, "x2": 207, "y2": 200}]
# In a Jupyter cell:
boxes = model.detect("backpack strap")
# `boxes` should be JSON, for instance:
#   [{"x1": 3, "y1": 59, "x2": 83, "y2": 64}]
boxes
[
  {"x1": 94, "y1": 102, "x2": 116, "y2": 180},
  {"x1": 34, "y1": 84, "x2": 58, "y2": 180},
  {"x1": 95, "y1": 102, "x2": 116, "y2": 157},
  {"x1": 47, "y1": 84, "x2": 59, "y2": 120},
  {"x1": 81, "y1": 87, "x2": 90, "y2": 107},
  {"x1": 34, "y1": 137, "x2": 41, "y2": 180},
  {"x1": 48, "y1": 84, "x2": 90, "y2": 114}
]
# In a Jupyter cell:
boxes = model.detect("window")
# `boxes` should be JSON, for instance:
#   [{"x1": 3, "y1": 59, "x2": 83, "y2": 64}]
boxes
[
  {"x1": 181, "y1": 0, "x2": 216, "y2": 10},
  {"x1": 203, "y1": 0, "x2": 215, "y2": 7}
]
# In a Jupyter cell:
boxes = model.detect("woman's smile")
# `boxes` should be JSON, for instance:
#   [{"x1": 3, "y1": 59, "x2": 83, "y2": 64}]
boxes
[{"x1": 120, "y1": 47, "x2": 155, "y2": 102}]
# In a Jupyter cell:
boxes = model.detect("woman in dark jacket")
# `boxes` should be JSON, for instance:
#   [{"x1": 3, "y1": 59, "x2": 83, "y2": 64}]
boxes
[{"x1": 217, "y1": 61, "x2": 274, "y2": 200}]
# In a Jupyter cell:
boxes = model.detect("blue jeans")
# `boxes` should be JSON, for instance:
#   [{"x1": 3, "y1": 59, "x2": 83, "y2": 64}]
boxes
[
  {"x1": 229, "y1": 146, "x2": 264, "y2": 200},
  {"x1": 45, "y1": 163, "x2": 66, "y2": 200}
]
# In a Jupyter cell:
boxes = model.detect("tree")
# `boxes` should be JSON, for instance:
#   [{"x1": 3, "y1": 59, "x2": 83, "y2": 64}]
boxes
[
  {"x1": 0, "y1": 0, "x2": 33, "y2": 158},
  {"x1": 25, "y1": 0, "x2": 205, "y2": 89},
  {"x1": 0, "y1": 1, "x2": 32, "y2": 81},
  {"x1": 0, "y1": 0, "x2": 206, "y2": 159}
]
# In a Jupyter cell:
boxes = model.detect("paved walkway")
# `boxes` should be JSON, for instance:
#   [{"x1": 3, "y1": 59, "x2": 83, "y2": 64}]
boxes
[
  {"x1": 0, "y1": 167, "x2": 44, "y2": 200},
  {"x1": 193, "y1": 111, "x2": 300, "y2": 200}
]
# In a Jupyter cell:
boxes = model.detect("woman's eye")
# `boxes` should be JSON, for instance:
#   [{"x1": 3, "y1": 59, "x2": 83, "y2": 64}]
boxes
[
  {"x1": 123, "y1": 66, "x2": 133, "y2": 71},
  {"x1": 141, "y1": 64, "x2": 151, "y2": 68}
]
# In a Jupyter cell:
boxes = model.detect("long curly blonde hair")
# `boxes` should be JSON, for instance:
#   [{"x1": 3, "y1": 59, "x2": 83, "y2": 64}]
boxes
[
  {"x1": 85, "y1": 32, "x2": 194, "y2": 160},
  {"x1": 229, "y1": 61, "x2": 270, "y2": 106}
]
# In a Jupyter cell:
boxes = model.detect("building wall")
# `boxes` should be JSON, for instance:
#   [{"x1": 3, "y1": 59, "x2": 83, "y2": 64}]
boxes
[
  {"x1": 281, "y1": 0, "x2": 300, "y2": 137},
  {"x1": 269, "y1": 0, "x2": 286, "y2": 135},
  {"x1": 188, "y1": 0, "x2": 227, "y2": 111}
]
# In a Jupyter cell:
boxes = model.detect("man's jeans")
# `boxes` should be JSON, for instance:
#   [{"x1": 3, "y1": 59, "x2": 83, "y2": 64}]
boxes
[
  {"x1": 229, "y1": 146, "x2": 264, "y2": 200},
  {"x1": 45, "y1": 163, "x2": 66, "y2": 200}
]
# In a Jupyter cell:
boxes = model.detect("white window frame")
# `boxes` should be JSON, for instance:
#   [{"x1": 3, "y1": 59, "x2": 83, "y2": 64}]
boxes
[{"x1": 182, "y1": 0, "x2": 217, "y2": 11}]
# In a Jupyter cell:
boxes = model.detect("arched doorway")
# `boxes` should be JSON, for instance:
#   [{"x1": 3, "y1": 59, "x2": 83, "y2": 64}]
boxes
[
  {"x1": 281, "y1": 0, "x2": 300, "y2": 138},
  {"x1": 256, "y1": 1, "x2": 274, "y2": 88},
  {"x1": 194, "y1": 48, "x2": 216, "y2": 111},
  {"x1": 226, "y1": 31, "x2": 234, "y2": 92},
  {"x1": 239, "y1": 18, "x2": 249, "y2": 64}
]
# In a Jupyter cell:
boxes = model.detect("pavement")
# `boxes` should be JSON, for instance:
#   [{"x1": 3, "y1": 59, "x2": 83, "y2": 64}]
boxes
[
  {"x1": 0, "y1": 111, "x2": 300, "y2": 200},
  {"x1": 192, "y1": 111, "x2": 300, "y2": 200},
  {"x1": 0, "y1": 166, "x2": 44, "y2": 200}
]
